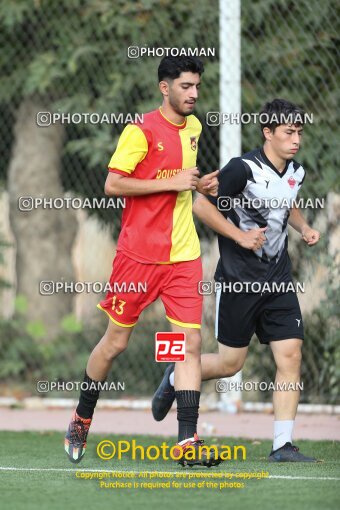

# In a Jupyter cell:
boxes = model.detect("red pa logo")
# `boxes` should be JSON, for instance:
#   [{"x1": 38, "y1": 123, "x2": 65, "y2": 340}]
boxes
[{"x1": 155, "y1": 332, "x2": 186, "y2": 362}]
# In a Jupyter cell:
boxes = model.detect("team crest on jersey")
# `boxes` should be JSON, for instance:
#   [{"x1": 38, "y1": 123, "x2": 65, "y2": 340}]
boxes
[
  {"x1": 190, "y1": 136, "x2": 197, "y2": 151},
  {"x1": 288, "y1": 176, "x2": 296, "y2": 189}
]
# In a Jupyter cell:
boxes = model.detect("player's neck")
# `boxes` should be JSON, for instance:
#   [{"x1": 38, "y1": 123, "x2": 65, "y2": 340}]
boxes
[
  {"x1": 262, "y1": 144, "x2": 287, "y2": 173},
  {"x1": 159, "y1": 105, "x2": 186, "y2": 126}
]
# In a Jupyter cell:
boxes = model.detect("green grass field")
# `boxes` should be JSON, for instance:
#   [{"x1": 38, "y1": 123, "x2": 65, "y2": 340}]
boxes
[{"x1": 0, "y1": 432, "x2": 339, "y2": 510}]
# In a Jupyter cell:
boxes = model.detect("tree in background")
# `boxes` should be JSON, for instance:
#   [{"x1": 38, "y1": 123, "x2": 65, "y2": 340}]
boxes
[
  {"x1": 0, "y1": 0, "x2": 219, "y2": 336},
  {"x1": 0, "y1": 0, "x2": 338, "y2": 401}
]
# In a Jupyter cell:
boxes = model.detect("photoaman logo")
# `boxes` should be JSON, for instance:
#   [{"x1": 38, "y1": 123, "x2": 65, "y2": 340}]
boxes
[{"x1": 96, "y1": 439, "x2": 247, "y2": 461}]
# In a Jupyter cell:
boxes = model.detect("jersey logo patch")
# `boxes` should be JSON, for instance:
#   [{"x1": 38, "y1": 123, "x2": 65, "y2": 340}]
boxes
[
  {"x1": 190, "y1": 136, "x2": 197, "y2": 151},
  {"x1": 157, "y1": 142, "x2": 164, "y2": 151},
  {"x1": 288, "y1": 176, "x2": 296, "y2": 188}
]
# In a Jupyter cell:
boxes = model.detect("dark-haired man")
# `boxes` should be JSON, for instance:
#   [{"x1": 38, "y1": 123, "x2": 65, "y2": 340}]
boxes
[
  {"x1": 152, "y1": 99, "x2": 320, "y2": 462},
  {"x1": 65, "y1": 56, "x2": 220, "y2": 466}
]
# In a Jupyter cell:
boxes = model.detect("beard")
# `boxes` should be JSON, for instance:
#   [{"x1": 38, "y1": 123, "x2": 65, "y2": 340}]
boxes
[{"x1": 168, "y1": 94, "x2": 194, "y2": 117}]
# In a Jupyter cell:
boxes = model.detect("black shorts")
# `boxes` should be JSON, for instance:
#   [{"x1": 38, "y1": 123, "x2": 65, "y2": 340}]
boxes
[{"x1": 215, "y1": 290, "x2": 304, "y2": 348}]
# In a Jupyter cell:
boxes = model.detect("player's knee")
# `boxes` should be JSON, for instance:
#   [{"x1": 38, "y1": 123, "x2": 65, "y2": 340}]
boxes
[
  {"x1": 184, "y1": 331, "x2": 201, "y2": 356},
  {"x1": 101, "y1": 328, "x2": 130, "y2": 359},
  {"x1": 219, "y1": 359, "x2": 243, "y2": 377},
  {"x1": 277, "y1": 347, "x2": 302, "y2": 371},
  {"x1": 101, "y1": 338, "x2": 128, "y2": 360}
]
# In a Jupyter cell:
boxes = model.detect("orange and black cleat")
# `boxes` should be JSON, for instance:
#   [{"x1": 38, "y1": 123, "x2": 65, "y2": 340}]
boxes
[
  {"x1": 64, "y1": 411, "x2": 92, "y2": 464},
  {"x1": 173, "y1": 433, "x2": 224, "y2": 468}
]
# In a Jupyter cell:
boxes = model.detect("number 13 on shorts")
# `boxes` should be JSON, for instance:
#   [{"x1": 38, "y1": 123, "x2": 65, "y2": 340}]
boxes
[{"x1": 111, "y1": 295, "x2": 126, "y2": 316}]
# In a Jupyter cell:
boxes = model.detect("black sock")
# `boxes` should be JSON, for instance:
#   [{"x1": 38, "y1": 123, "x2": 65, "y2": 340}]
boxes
[
  {"x1": 175, "y1": 390, "x2": 200, "y2": 442},
  {"x1": 76, "y1": 371, "x2": 102, "y2": 419}
]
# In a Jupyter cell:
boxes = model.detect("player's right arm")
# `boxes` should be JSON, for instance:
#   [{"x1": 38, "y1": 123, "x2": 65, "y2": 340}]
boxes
[
  {"x1": 193, "y1": 196, "x2": 266, "y2": 250},
  {"x1": 104, "y1": 124, "x2": 199, "y2": 196},
  {"x1": 105, "y1": 168, "x2": 200, "y2": 196},
  {"x1": 193, "y1": 158, "x2": 266, "y2": 251}
]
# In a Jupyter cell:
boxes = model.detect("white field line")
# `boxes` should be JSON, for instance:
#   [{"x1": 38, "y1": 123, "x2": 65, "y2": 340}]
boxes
[{"x1": 0, "y1": 467, "x2": 339, "y2": 481}]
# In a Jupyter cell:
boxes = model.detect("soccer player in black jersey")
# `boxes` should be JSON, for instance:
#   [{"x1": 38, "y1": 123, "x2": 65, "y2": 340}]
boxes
[{"x1": 152, "y1": 98, "x2": 321, "y2": 462}]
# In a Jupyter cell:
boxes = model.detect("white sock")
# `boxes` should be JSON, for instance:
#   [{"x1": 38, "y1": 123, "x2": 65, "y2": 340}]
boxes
[
  {"x1": 169, "y1": 371, "x2": 174, "y2": 387},
  {"x1": 273, "y1": 420, "x2": 294, "y2": 451}
]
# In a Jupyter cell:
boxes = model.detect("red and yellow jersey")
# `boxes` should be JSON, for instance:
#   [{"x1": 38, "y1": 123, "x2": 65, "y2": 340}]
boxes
[{"x1": 108, "y1": 108, "x2": 202, "y2": 264}]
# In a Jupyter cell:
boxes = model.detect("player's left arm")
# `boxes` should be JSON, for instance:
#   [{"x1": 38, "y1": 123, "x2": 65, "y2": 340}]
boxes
[
  {"x1": 288, "y1": 206, "x2": 320, "y2": 246},
  {"x1": 196, "y1": 170, "x2": 219, "y2": 196}
]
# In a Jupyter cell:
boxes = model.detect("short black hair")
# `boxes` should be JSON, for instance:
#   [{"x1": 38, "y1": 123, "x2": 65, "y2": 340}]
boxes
[
  {"x1": 259, "y1": 98, "x2": 305, "y2": 137},
  {"x1": 158, "y1": 56, "x2": 204, "y2": 82}
]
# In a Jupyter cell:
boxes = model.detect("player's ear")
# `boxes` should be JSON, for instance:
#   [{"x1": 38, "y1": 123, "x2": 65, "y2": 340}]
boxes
[
  {"x1": 159, "y1": 80, "x2": 169, "y2": 97},
  {"x1": 262, "y1": 127, "x2": 272, "y2": 142}
]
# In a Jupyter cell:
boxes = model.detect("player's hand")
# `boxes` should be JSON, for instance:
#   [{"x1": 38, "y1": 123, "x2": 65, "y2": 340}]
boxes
[
  {"x1": 236, "y1": 227, "x2": 267, "y2": 251},
  {"x1": 196, "y1": 170, "x2": 219, "y2": 196},
  {"x1": 170, "y1": 167, "x2": 200, "y2": 191},
  {"x1": 301, "y1": 225, "x2": 320, "y2": 246}
]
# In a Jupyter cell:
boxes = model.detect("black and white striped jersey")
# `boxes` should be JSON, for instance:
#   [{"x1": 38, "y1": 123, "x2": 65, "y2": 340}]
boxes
[{"x1": 208, "y1": 147, "x2": 305, "y2": 288}]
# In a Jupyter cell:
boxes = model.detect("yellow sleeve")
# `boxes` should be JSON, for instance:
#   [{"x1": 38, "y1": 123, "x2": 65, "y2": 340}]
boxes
[{"x1": 108, "y1": 124, "x2": 148, "y2": 174}]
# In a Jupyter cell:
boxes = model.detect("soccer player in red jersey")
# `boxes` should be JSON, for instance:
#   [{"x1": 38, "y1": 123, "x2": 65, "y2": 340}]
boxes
[{"x1": 65, "y1": 56, "x2": 220, "y2": 466}]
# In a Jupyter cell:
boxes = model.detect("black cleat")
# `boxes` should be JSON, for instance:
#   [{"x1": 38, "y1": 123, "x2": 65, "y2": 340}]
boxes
[
  {"x1": 269, "y1": 442, "x2": 318, "y2": 462},
  {"x1": 174, "y1": 433, "x2": 224, "y2": 468},
  {"x1": 152, "y1": 363, "x2": 175, "y2": 421}
]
